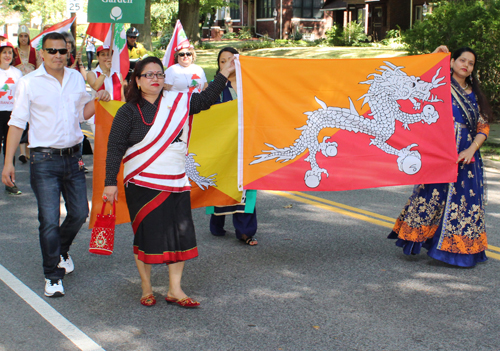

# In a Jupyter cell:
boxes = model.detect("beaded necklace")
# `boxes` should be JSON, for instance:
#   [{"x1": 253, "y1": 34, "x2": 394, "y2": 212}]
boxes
[{"x1": 137, "y1": 97, "x2": 162, "y2": 126}]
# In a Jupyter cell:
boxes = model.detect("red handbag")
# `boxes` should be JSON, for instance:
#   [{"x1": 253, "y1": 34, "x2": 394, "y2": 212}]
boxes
[{"x1": 89, "y1": 202, "x2": 116, "y2": 255}]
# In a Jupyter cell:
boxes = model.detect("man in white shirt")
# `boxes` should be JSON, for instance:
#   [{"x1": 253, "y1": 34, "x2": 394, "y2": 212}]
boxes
[{"x1": 1, "y1": 32, "x2": 110, "y2": 298}]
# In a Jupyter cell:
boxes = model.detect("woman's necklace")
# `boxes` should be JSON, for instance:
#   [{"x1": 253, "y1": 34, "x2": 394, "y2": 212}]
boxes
[
  {"x1": 137, "y1": 97, "x2": 162, "y2": 126},
  {"x1": 461, "y1": 82, "x2": 469, "y2": 90}
]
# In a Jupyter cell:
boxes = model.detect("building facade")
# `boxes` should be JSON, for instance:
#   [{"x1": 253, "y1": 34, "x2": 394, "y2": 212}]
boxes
[{"x1": 205, "y1": 0, "x2": 432, "y2": 41}]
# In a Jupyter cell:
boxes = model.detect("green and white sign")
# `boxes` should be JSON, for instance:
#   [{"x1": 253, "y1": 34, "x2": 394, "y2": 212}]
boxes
[{"x1": 87, "y1": 0, "x2": 145, "y2": 24}]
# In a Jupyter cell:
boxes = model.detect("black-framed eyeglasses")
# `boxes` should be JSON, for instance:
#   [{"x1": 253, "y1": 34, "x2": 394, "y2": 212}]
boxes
[
  {"x1": 178, "y1": 52, "x2": 192, "y2": 57},
  {"x1": 140, "y1": 72, "x2": 165, "y2": 79},
  {"x1": 44, "y1": 48, "x2": 68, "y2": 55}
]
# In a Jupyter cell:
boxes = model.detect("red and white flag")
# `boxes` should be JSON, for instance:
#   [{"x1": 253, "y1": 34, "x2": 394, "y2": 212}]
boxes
[
  {"x1": 86, "y1": 23, "x2": 129, "y2": 81},
  {"x1": 31, "y1": 17, "x2": 76, "y2": 51},
  {"x1": 162, "y1": 20, "x2": 190, "y2": 69},
  {"x1": 86, "y1": 23, "x2": 111, "y2": 42}
]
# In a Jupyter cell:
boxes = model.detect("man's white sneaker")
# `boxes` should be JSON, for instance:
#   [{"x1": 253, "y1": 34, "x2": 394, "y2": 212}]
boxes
[
  {"x1": 44, "y1": 279, "x2": 65, "y2": 297},
  {"x1": 58, "y1": 254, "x2": 74, "y2": 274}
]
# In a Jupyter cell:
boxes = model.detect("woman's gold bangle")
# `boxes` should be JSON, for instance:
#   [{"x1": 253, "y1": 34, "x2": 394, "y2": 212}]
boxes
[{"x1": 474, "y1": 141, "x2": 480, "y2": 150}]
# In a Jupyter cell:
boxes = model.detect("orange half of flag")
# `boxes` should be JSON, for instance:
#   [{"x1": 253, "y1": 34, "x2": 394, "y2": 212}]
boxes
[{"x1": 89, "y1": 100, "x2": 130, "y2": 228}]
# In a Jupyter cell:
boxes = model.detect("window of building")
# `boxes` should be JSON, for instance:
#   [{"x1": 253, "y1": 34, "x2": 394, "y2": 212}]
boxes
[
  {"x1": 257, "y1": 0, "x2": 275, "y2": 18},
  {"x1": 230, "y1": 0, "x2": 240, "y2": 20},
  {"x1": 415, "y1": 5, "x2": 423, "y2": 21},
  {"x1": 373, "y1": 6, "x2": 384, "y2": 27},
  {"x1": 293, "y1": 0, "x2": 324, "y2": 19},
  {"x1": 357, "y1": 8, "x2": 365, "y2": 24}
]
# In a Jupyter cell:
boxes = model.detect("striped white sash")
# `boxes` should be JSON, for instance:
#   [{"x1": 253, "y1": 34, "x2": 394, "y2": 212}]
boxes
[{"x1": 123, "y1": 91, "x2": 193, "y2": 192}]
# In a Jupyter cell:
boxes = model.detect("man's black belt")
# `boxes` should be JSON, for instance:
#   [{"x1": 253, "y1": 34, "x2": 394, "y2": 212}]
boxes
[{"x1": 31, "y1": 145, "x2": 80, "y2": 156}]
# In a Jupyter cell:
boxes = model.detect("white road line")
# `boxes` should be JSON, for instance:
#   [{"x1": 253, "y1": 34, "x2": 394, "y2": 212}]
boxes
[{"x1": 0, "y1": 264, "x2": 104, "y2": 351}]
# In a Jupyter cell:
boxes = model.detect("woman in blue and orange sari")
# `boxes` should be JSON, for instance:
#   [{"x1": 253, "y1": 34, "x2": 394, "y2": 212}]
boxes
[
  {"x1": 388, "y1": 46, "x2": 492, "y2": 267},
  {"x1": 103, "y1": 56, "x2": 236, "y2": 307}
]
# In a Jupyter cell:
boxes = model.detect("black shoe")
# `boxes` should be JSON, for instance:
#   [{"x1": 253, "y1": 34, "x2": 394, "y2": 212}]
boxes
[
  {"x1": 5, "y1": 185, "x2": 22, "y2": 195},
  {"x1": 18, "y1": 155, "x2": 27, "y2": 164}
]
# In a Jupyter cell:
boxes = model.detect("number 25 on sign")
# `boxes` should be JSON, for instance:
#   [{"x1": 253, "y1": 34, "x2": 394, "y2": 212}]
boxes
[{"x1": 67, "y1": 0, "x2": 81, "y2": 12}]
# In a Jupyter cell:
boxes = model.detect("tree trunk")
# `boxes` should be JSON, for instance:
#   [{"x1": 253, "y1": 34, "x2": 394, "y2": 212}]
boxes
[
  {"x1": 132, "y1": 0, "x2": 152, "y2": 50},
  {"x1": 178, "y1": 0, "x2": 201, "y2": 44}
]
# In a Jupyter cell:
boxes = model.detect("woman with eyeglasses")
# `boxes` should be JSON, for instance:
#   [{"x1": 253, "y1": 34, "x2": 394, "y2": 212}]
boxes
[
  {"x1": 163, "y1": 43, "x2": 207, "y2": 93},
  {"x1": 103, "y1": 56, "x2": 235, "y2": 308},
  {"x1": 0, "y1": 41, "x2": 23, "y2": 194}
]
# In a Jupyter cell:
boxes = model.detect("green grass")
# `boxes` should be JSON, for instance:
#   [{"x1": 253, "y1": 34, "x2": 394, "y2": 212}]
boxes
[
  {"x1": 192, "y1": 40, "x2": 407, "y2": 81},
  {"x1": 482, "y1": 142, "x2": 500, "y2": 157}
]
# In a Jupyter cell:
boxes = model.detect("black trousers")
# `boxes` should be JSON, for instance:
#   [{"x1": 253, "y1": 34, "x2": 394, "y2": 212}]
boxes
[{"x1": 0, "y1": 110, "x2": 15, "y2": 165}]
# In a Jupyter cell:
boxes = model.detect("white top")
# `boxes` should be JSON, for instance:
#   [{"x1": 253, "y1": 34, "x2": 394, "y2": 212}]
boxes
[
  {"x1": 86, "y1": 38, "x2": 95, "y2": 52},
  {"x1": 9, "y1": 64, "x2": 92, "y2": 148},
  {"x1": 86, "y1": 67, "x2": 122, "y2": 125},
  {"x1": 92, "y1": 66, "x2": 122, "y2": 97},
  {"x1": 0, "y1": 66, "x2": 23, "y2": 111},
  {"x1": 164, "y1": 63, "x2": 207, "y2": 93}
]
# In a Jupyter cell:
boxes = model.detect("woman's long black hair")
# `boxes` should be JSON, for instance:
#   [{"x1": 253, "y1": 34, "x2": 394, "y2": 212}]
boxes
[
  {"x1": 452, "y1": 47, "x2": 493, "y2": 122},
  {"x1": 215, "y1": 47, "x2": 239, "y2": 76},
  {"x1": 126, "y1": 56, "x2": 164, "y2": 104}
]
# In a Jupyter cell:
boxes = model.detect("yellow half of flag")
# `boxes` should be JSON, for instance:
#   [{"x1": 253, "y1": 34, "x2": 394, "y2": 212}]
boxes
[
  {"x1": 90, "y1": 99, "x2": 242, "y2": 227},
  {"x1": 189, "y1": 99, "x2": 243, "y2": 208}
]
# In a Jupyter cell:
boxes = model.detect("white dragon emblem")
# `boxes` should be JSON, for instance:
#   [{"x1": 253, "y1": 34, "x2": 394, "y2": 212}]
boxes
[
  {"x1": 185, "y1": 153, "x2": 217, "y2": 190},
  {"x1": 250, "y1": 61, "x2": 446, "y2": 188}
]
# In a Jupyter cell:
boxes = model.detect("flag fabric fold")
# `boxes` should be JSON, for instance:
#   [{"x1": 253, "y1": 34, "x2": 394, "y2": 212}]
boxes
[
  {"x1": 162, "y1": 20, "x2": 189, "y2": 69},
  {"x1": 87, "y1": 23, "x2": 129, "y2": 80},
  {"x1": 86, "y1": 23, "x2": 110, "y2": 41},
  {"x1": 31, "y1": 18, "x2": 76, "y2": 50},
  {"x1": 189, "y1": 100, "x2": 243, "y2": 208},
  {"x1": 236, "y1": 53, "x2": 457, "y2": 192}
]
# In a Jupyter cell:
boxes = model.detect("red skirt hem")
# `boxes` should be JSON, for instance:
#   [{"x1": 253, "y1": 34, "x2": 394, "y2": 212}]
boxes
[{"x1": 134, "y1": 246, "x2": 199, "y2": 264}]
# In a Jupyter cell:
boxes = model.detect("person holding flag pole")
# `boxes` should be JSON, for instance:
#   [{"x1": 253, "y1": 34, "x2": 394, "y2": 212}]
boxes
[
  {"x1": 86, "y1": 23, "x2": 130, "y2": 87},
  {"x1": 162, "y1": 20, "x2": 207, "y2": 93},
  {"x1": 103, "y1": 53, "x2": 237, "y2": 307},
  {"x1": 87, "y1": 45, "x2": 125, "y2": 102}
]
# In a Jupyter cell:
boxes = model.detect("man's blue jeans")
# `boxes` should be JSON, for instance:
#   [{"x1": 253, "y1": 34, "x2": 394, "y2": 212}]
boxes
[{"x1": 30, "y1": 150, "x2": 89, "y2": 280}]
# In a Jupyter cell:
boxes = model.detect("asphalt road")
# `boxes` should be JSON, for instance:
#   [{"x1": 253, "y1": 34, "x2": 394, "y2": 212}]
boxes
[{"x1": 1, "y1": 146, "x2": 499, "y2": 351}]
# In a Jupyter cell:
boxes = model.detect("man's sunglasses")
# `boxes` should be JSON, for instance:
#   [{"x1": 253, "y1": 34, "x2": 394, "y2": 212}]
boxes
[
  {"x1": 44, "y1": 48, "x2": 68, "y2": 55},
  {"x1": 178, "y1": 52, "x2": 192, "y2": 57}
]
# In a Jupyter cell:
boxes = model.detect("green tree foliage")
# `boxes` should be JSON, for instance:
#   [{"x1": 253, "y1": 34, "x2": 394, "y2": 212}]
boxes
[
  {"x1": 325, "y1": 22, "x2": 368, "y2": 46},
  {"x1": 151, "y1": 0, "x2": 177, "y2": 36},
  {"x1": 177, "y1": 0, "x2": 228, "y2": 44},
  {"x1": 3, "y1": 0, "x2": 66, "y2": 27},
  {"x1": 403, "y1": 0, "x2": 500, "y2": 114}
]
